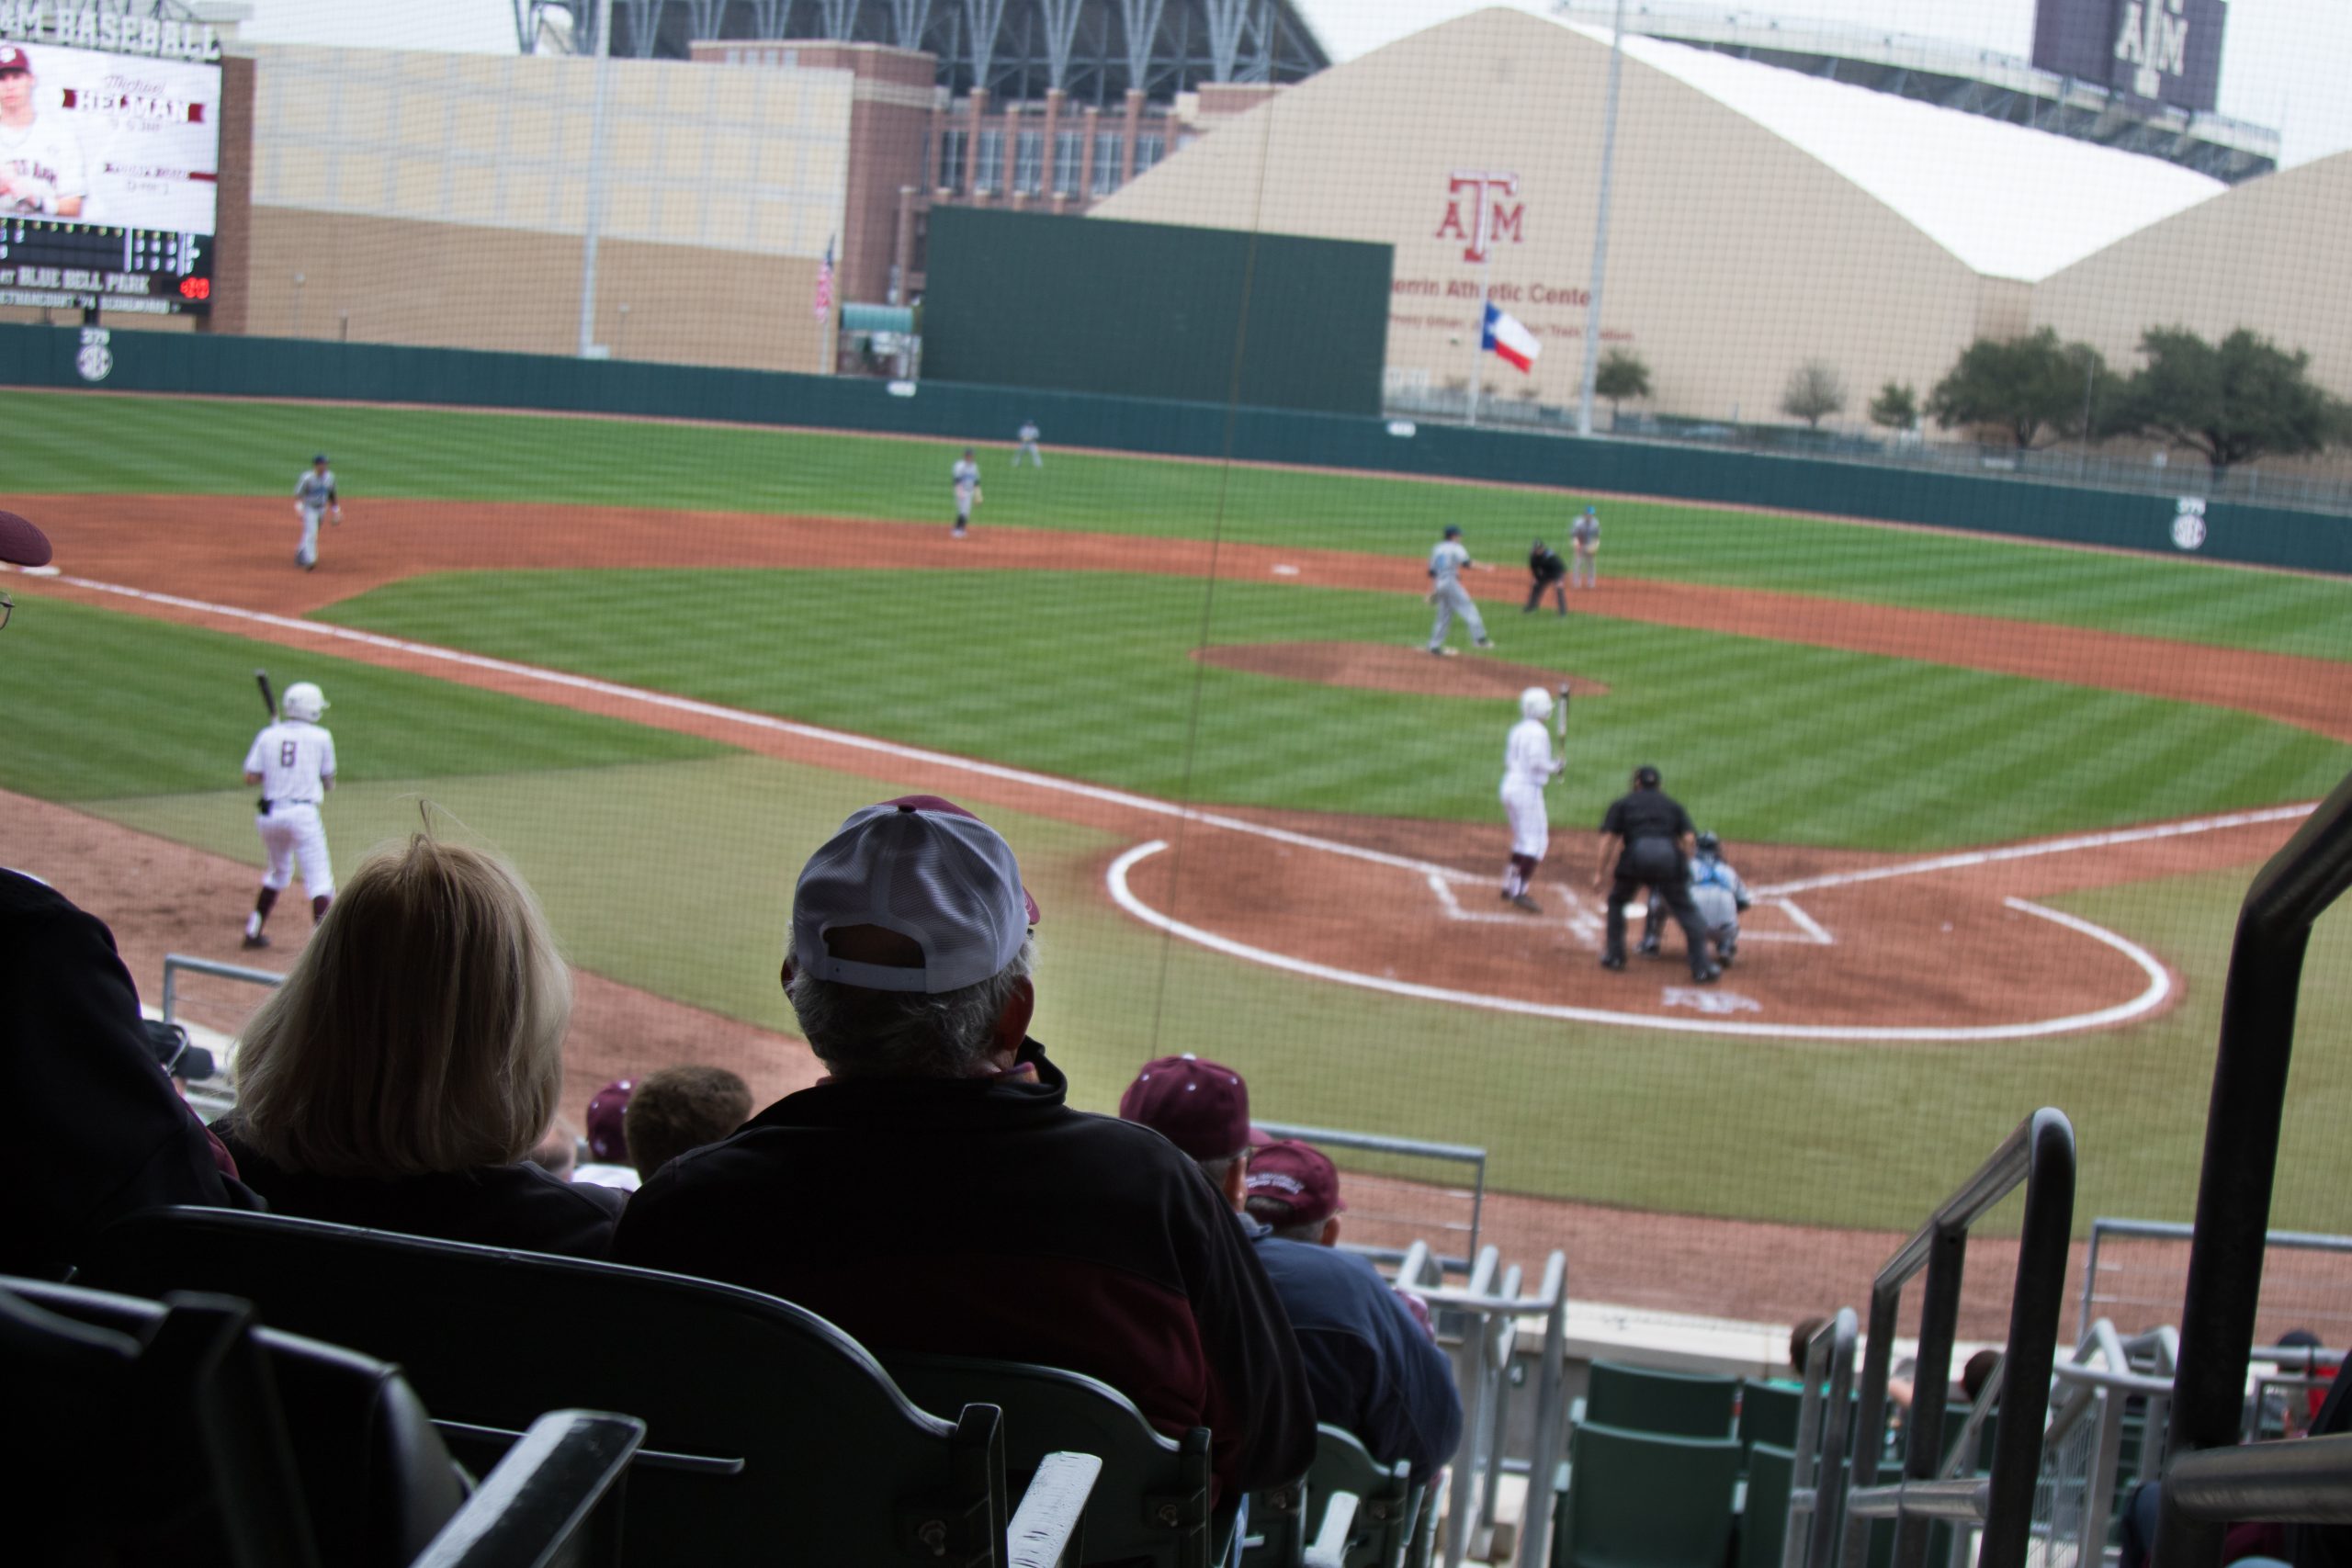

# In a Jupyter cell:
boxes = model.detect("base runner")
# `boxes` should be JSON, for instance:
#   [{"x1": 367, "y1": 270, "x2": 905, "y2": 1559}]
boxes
[
  {"x1": 242, "y1": 681, "x2": 337, "y2": 948},
  {"x1": 1498, "y1": 687, "x2": 1565, "y2": 912}
]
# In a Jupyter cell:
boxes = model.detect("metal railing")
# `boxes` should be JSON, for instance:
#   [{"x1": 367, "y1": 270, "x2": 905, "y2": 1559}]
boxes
[
  {"x1": 1255, "y1": 1121, "x2": 1487, "y2": 1270},
  {"x1": 1785, "y1": 1307, "x2": 1860, "y2": 1568},
  {"x1": 2154, "y1": 764, "x2": 2352, "y2": 1568},
  {"x1": 159, "y1": 952, "x2": 285, "y2": 1031},
  {"x1": 1394, "y1": 1242, "x2": 1568, "y2": 1568},
  {"x1": 2030, "y1": 1321, "x2": 2178, "y2": 1568},
  {"x1": 2077, "y1": 1215, "x2": 2352, "y2": 1346},
  {"x1": 1841, "y1": 1107, "x2": 2077, "y2": 1568}
]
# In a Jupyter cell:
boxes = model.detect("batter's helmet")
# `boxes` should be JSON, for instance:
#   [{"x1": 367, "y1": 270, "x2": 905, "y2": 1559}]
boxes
[
  {"x1": 281, "y1": 682, "x2": 328, "y2": 722},
  {"x1": 1520, "y1": 686, "x2": 1554, "y2": 722},
  {"x1": 1695, "y1": 830, "x2": 1720, "y2": 855}
]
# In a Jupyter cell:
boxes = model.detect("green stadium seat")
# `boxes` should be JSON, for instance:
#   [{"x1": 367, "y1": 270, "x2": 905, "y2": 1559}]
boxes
[
  {"x1": 1739, "y1": 1382, "x2": 1804, "y2": 1458},
  {"x1": 1586, "y1": 1361, "x2": 1740, "y2": 1438},
  {"x1": 78, "y1": 1207, "x2": 1083, "y2": 1568},
  {"x1": 6, "y1": 1275, "x2": 643, "y2": 1568},
  {"x1": 1552, "y1": 1421, "x2": 1741, "y2": 1568},
  {"x1": 1296, "y1": 1424, "x2": 1419, "y2": 1568},
  {"x1": 1740, "y1": 1442, "x2": 1797, "y2": 1568},
  {"x1": 886, "y1": 1352, "x2": 1226, "y2": 1568}
]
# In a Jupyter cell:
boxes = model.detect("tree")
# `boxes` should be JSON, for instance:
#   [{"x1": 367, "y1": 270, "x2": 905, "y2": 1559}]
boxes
[
  {"x1": 1868, "y1": 381, "x2": 1918, "y2": 432},
  {"x1": 1781, "y1": 361, "x2": 1846, "y2": 429},
  {"x1": 2108, "y1": 326, "x2": 2344, "y2": 474},
  {"x1": 1593, "y1": 349, "x2": 1651, "y2": 421},
  {"x1": 1926, "y1": 329, "x2": 2110, "y2": 449}
]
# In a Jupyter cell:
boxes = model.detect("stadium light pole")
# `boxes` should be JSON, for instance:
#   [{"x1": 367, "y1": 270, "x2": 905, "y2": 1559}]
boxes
[
  {"x1": 577, "y1": 0, "x2": 616, "y2": 359},
  {"x1": 1576, "y1": 0, "x2": 1626, "y2": 438}
]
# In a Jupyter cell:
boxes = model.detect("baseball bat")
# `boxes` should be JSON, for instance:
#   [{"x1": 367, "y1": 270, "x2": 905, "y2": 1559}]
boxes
[
  {"x1": 255, "y1": 669, "x2": 276, "y2": 719},
  {"x1": 1555, "y1": 682, "x2": 1570, "y2": 746}
]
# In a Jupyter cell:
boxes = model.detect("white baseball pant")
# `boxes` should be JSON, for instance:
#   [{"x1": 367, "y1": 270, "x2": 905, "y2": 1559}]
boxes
[
  {"x1": 296, "y1": 505, "x2": 325, "y2": 566},
  {"x1": 1501, "y1": 780, "x2": 1550, "y2": 860},
  {"x1": 1429, "y1": 581, "x2": 1487, "y2": 649},
  {"x1": 255, "y1": 803, "x2": 334, "y2": 897}
]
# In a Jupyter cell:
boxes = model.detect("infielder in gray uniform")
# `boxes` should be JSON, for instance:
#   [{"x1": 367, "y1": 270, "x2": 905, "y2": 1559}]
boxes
[
  {"x1": 1569, "y1": 507, "x2": 1600, "y2": 590},
  {"x1": 1426, "y1": 525, "x2": 1496, "y2": 657}
]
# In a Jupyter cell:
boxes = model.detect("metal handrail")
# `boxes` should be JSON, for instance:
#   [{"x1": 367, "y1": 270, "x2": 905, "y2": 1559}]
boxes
[
  {"x1": 1257, "y1": 1121, "x2": 1488, "y2": 1270},
  {"x1": 159, "y1": 952, "x2": 284, "y2": 1028},
  {"x1": 2155, "y1": 765, "x2": 2352, "y2": 1568},
  {"x1": 1784, "y1": 1307, "x2": 1860, "y2": 1568},
  {"x1": 2165, "y1": 1433, "x2": 2352, "y2": 1525},
  {"x1": 1841, "y1": 1108, "x2": 2076, "y2": 1568},
  {"x1": 2077, "y1": 1215, "x2": 2352, "y2": 1344}
]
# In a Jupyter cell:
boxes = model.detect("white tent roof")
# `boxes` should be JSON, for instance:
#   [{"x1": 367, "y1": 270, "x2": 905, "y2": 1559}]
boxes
[{"x1": 1557, "y1": 20, "x2": 2227, "y2": 282}]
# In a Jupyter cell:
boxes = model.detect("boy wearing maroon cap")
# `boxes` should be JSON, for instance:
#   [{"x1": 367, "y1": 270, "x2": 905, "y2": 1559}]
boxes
[
  {"x1": 615, "y1": 798, "x2": 1313, "y2": 1504},
  {"x1": 1120, "y1": 1064, "x2": 1463, "y2": 1483}
]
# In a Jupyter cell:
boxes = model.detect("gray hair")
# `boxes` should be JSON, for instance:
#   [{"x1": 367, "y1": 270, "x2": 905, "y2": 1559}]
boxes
[{"x1": 787, "y1": 935, "x2": 1036, "y2": 1078}]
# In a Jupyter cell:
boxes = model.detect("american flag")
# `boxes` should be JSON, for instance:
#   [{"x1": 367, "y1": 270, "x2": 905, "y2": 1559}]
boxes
[{"x1": 812, "y1": 236, "x2": 834, "y2": 321}]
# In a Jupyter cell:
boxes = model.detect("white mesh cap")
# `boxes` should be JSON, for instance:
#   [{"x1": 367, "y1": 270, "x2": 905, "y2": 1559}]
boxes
[{"x1": 792, "y1": 795, "x2": 1041, "y2": 994}]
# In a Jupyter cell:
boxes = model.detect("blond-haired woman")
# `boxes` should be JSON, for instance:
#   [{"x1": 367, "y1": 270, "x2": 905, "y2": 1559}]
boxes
[{"x1": 215, "y1": 833, "x2": 624, "y2": 1256}]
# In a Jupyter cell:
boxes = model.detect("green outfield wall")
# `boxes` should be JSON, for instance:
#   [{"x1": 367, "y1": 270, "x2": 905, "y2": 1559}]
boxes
[
  {"x1": 11, "y1": 322, "x2": 2347, "y2": 574},
  {"x1": 918, "y1": 209, "x2": 1392, "y2": 417}
]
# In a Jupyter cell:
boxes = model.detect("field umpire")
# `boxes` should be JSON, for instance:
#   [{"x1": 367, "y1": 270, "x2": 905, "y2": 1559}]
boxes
[
  {"x1": 1525, "y1": 538, "x2": 1568, "y2": 615},
  {"x1": 1593, "y1": 765, "x2": 1720, "y2": 982}
]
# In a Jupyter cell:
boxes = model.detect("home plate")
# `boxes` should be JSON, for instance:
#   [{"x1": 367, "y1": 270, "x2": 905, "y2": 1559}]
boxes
[{"x1": 1662, "y1": 987, "x2": 1762, "y2": 1015}]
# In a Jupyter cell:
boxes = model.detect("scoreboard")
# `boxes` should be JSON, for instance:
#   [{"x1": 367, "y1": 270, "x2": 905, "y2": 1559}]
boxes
[{"x1": 0, "y1": 216, "x2": 209, "y2": 313}]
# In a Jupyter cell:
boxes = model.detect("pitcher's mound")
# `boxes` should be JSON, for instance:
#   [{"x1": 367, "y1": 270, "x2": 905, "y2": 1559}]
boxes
[{"x1": 1195, "y1": 641, "x2": 1608, "y2": 699}]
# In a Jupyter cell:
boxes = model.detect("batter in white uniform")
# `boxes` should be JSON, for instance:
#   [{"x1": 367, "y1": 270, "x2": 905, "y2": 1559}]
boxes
[
  {"x1": 951, "y1": 448, "x2": 981, "y2": 537},
  {"x1": 241, "y1": 682, "x2": 338, "y2": 949},
  {"x1": 1498, "y1": 686, "x2": 1563, "y2": 911},
  {"x1": 1426, "y1": 525, "x2": 1494, "y2": 656},
  {"x1": 293, "y1": 455, "x2": 341, "y2": 571}
]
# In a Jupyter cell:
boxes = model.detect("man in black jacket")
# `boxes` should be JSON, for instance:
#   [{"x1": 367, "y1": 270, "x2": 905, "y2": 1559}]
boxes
[{"x1": 615, "y1": 796, "x2": 1315, "y2": 1503}]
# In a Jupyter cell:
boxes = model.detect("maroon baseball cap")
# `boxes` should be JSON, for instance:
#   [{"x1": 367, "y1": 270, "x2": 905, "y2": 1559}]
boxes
[
  {"x1": 585, "y1": 1077, "x2": 635, "y2": 1163},
  {"x1": 1244, "y1": 1139, "x2": 1347, "y2": 1226},
  {"x1": 1118, "y1": 1054, "x2": 1250, "y2": 1160},
  {"x1": 0, "y1": 510, "x2": 51, "y2": 566},
  {"x1": 0, "y1": 47, "x2": 28, "y2": 74}
]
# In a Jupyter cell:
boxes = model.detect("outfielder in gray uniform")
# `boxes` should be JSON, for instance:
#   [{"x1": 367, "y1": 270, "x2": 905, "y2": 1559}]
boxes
[
  {"x1": 1569, "y1": 507, "x2": 1600, "y2": 589},
  {"x1": 1426, "y1": 525, "x2": 1495, "y2": 657}
]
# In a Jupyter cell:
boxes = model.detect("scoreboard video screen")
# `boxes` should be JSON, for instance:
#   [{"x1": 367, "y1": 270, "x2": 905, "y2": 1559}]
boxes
[{"x1": 0, "y1": 37, "x2": 220, "y2": 314}]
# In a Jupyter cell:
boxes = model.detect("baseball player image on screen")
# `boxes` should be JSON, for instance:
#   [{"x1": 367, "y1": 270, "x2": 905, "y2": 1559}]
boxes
[
  {"x1": 1426, "y1": 525, "x2": 1496, "y2": 656},
  {"x1": 292, "y1": 455, "x2": 341, "y2": 570},
  {"x1": 0, "y1": 46, "x2": 88, "y2": 219},
  {"x1": 1498, "y1": 687, "x2": 1565, "y2": 912},
  {"x1": 951, "y1": 447, "x2": 982, "y2": 537},
  {"x1": 241, "y1": 682, "x2": 337, "y2": 949},
  {"x1": 1640, "y1": 830, "x2": 1754, "y2": 966}
]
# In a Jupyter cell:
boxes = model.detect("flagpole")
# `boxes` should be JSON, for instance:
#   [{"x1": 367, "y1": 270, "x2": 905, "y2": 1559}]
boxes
[
  {"x1": 1577, "y1": 0, "x2": 1627, "y2": 437},
  {"x1": 1466, "y1": 245, "x2": 1493, "y2": 428},
  {"x1": 576, "y1": 0, "x2": 614, "y2": 358}
]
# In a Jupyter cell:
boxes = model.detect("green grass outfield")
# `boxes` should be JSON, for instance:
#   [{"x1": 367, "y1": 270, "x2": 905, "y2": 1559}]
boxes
[
  {"x1": 321, "y1": 569, "x2": 2351, "y2": 852},
  {"x1": 13, "y1": 389, "x2": 2352, "y2": 658}
]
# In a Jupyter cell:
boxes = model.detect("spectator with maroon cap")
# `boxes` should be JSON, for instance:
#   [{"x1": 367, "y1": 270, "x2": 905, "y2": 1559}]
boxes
[
  {"x1": 1121, "y1": 1066, "x2": 1463, "y2": 1483},
  {"x1": 614, "y1": 795, "x2": 1314, "y2": 1504}
]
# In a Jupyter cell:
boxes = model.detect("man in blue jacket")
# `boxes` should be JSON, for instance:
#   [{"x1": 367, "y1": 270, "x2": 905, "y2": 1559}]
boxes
[{"x1": 1121, "y1": 1056, "x2": 1463, "y2": 1483}]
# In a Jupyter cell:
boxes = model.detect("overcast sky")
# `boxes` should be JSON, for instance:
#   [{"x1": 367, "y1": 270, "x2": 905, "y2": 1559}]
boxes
[{"x1": 243, "y1": 0, "x2": 2352, "y2": 167}]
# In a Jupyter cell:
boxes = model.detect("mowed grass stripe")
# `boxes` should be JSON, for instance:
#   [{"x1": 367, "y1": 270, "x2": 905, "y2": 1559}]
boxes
[
  {"x1": 0, "y1": 596, "x2": 729, "y2": 803},
  {"x1": 9, "y1": 389, "x2": 2348, "y2": 660},
  {"x1": 314, "y1": 568, "x2": 2352, "y2": 850}
]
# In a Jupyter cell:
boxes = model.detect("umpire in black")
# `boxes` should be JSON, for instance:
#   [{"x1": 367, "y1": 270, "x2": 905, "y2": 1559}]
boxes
[
  {"x1": 1525, "y1": 538, "x2": 1568, "y2": 615},
  {"x1": 1593, "y1": 765, "x2": 1719, "y2": 982}
]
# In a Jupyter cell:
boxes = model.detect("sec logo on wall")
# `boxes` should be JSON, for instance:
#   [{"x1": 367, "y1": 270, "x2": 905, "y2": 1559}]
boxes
[
  {"x1": 2170, "y1": 496, "x2": 2208, "y2": 551},
  {"x1": 75, "y1": 327, "x2": 113, "y2": 383}
]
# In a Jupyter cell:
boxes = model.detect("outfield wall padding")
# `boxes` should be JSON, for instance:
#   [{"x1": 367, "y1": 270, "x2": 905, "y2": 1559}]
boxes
[{"x1": 9, "y1": 322, "x2": 2346, "y2": 575}]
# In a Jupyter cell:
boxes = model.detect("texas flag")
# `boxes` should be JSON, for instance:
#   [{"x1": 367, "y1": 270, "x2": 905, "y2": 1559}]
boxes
[{"x1": 1481, "y1": 301, "x2": 1542, "y2": 372}]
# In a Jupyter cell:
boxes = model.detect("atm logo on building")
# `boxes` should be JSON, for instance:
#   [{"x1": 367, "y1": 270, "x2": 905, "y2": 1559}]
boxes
[
  {"x1": 1435, "y1": 172, "x2": 1523, "y2": 264},
  {"x1": 2114, "y1": 0, "x2": 2189, "y2": 99}
]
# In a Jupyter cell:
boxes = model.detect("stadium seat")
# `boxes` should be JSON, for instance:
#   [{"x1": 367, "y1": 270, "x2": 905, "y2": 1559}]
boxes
[
  {"x1": 5, "y1": 1275, "x2": 643, "y2": 1568},
  {"x1": 1552, "y1": 1421, "x2": 1741, "y2": 1568},
  {"x1": 886, "y1": 1352, "x2": 1224, "y2": 1568},
  {"x1": 1299, "y1": 1424, "x2": 1419, "y2": 1568},
  {"x1": 1584, "y1": 1361, "x2": 1740, "y2": 1439},
  {"x1": 1739, "y1": 1442, "x2": 1797, "y2": 1568},
  {"x1": 78, "y1": 1207, "x2": 1091, "y2": 1567},
  {"x1": 1738, "y1": 1382, "x2": 1804, "y2": 1458}
]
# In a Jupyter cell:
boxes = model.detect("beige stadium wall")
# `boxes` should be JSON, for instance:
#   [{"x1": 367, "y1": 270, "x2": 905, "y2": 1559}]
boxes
[
  {"x1": 235, "y1": 44, "x2": 849, "y2": 373},
  {"x1": 1094, "y1": 8, "x2": 2001, "y2": 427},
  {"x1": 2030, "y1": 152, "x2": 2352, "y2": 399}
]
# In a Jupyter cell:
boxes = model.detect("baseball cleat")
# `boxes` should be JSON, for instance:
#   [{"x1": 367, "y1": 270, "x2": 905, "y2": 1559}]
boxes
[
  {"x1": 1693, "y1": 966, "x2": 1723, "y2": 985},
  {"x1": 1510, "y1": 893, "x2": 1543, "y2": 913},
  {"x1": 1474, "y1": 638, "x2": 1495, "y2": 650},
  {"x1": 1430, "y1": 647, "x2": 1459, "y2": 658},
  {"x1": 1599, "y1": 953, "x2": 1625, "y2": 970},
  {"x1": 1636, "y1": 938, "x2": 1660, "y2": 956},
  {"x1": 242, "y1": 931, "x2": 272, "y2": 950}
]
